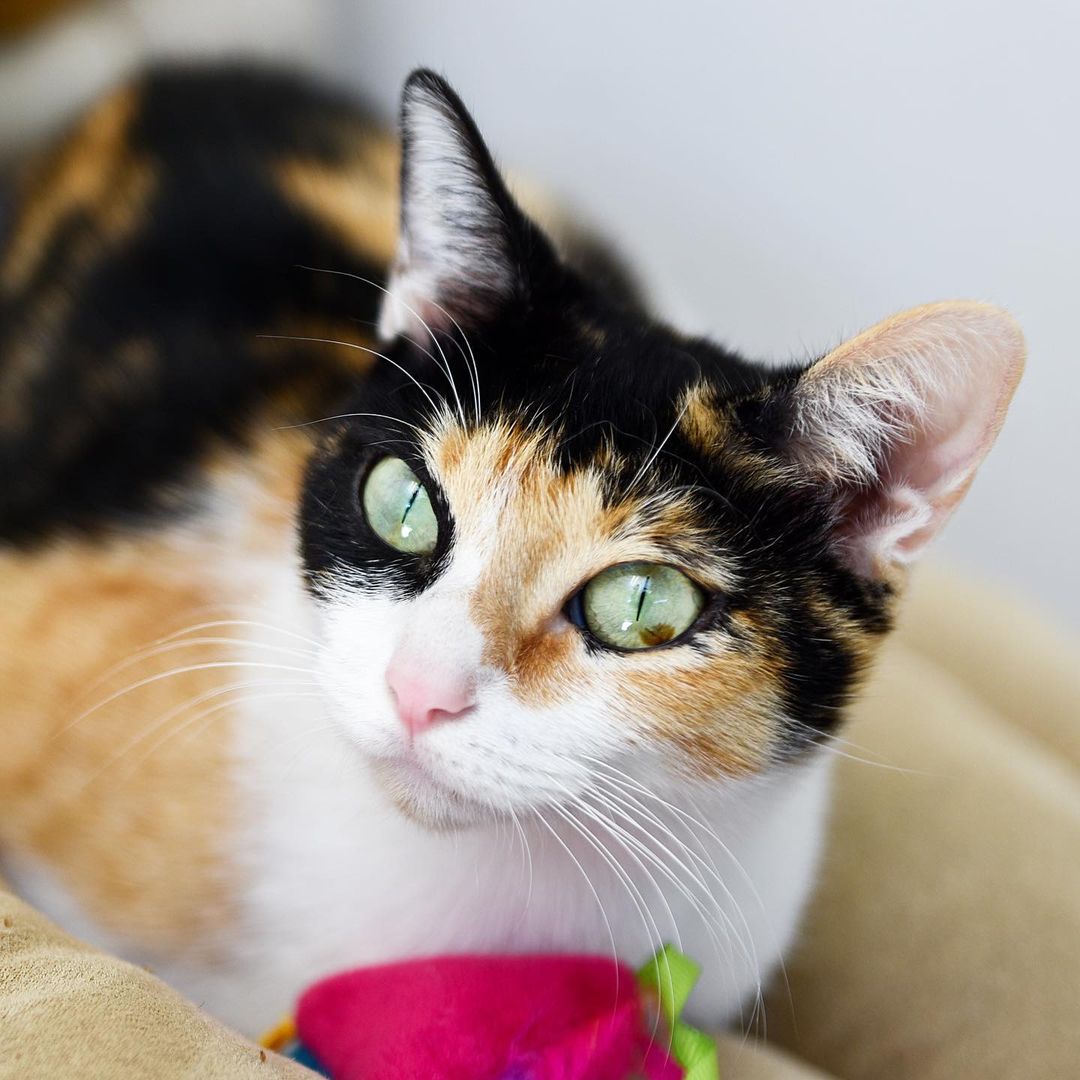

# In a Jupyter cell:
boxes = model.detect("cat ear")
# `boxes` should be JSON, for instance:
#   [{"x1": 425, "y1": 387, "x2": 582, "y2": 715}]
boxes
[
  {"x1": 378, "y1": 70, "x2": 532, "y2": 342},
  {"x1": 781, "y1": 301, "x2": 1025, "y2": 577}
]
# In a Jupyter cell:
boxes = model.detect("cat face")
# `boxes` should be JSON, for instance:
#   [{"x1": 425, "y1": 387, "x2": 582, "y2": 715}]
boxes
[{"x1": 300, "y1": 72, "x2": 1024, "y2": 828}]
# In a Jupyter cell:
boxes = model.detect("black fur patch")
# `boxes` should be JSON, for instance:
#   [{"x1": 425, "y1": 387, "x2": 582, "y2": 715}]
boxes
[{"x1": 0, "y1": 64, "x2": 384, "y2": 541}]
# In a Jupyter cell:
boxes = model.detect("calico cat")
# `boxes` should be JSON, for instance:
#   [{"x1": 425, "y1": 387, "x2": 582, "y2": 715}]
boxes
[{"x1": 0, "y1": 64, "x2": 1024, "y2": 1036}]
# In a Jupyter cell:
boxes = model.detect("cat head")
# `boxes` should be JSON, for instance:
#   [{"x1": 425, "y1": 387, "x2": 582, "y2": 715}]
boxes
[{"x1": 300, "y1": 71, "x2": 1024, "y2": 828}]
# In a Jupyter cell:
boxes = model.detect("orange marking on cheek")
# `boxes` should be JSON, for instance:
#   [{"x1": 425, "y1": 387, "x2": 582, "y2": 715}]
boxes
[
  {"x1": 425, "y1": 423, "x2": 603, "y2": 695},
  {"x1": 508, "y1": 625, "x2": 584, "y2": 705},
  {"x1": 428, "y1": 419, "x2": 747, "y2": 723},
  {"x1": 624, "y1": 644, "x2": 781, "y2": 778}
]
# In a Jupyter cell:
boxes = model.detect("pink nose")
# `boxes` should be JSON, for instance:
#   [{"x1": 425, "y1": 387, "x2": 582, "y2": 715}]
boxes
[{"x1": 386, "y1": 654, "x2": 476, "y2": 737}]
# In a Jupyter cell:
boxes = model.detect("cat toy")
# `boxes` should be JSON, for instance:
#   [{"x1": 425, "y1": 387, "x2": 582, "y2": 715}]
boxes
[{"x1": 261, "y1": 945, "x2": 719, "y2": 1080}]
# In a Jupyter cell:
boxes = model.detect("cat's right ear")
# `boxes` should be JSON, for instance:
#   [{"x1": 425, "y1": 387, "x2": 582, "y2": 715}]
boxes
[{"x1": 378, "y1": 70, "x2": 545, "y2": 343}]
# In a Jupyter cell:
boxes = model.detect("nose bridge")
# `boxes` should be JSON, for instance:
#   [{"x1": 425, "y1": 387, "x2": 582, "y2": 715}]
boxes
[
  {"x1": 430, "y1": 445, "x2": 592, "y2": 674},
  {"x1": 473, "y1": 571, "x2": 527, "y2": 672},
  {"x1": 395, "y1": 588, "x2": 483, "y2": 671},
  {"x1": 469, "y1": 508, "x2": 570, "y2": 673}
]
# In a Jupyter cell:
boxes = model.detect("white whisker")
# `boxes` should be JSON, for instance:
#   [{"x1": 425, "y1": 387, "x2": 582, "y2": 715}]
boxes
[
  {"x1": 533, "y1": 810, "x2": 620, "y2": 984},
  {"x1": 497, "y1": 785, "x2": 535, "y2": 912},
  {"x1": 582, "y1": 757, "x2": 768, "y2": 1034},
  {"x1": 627, "y1": 398, "x2": 693, "y2": 492},
  {"x1": 550, "y1": 799, "x2": 672, "y2": 1049},
  {"x1": 274, "y1": 411, "x2": 423, "y2": 435},
  {"x1": 151, "y1": 617, "x2": 321, "y2": 650},
  {"x1": 80, "y1": 682, "x2": 321, "y2": 786},
  {"x1": 86, "y1": 636, "x2": 319, "y2": 693},
  {"x1": 584, "y1": 783, "x2": 740, "y2": 963},
  {"x1": 55, "y1": 660, "x2": 318, "y2": 739},
  {"x1": 291, "y1": 266, "x2": 467, "y2": 428},
  {"x1": 426, "y1": 296, "x2": 482, "y2": 423},
  {"x1": 257, "y1": 333, "x2": 445, "y2": 423}
]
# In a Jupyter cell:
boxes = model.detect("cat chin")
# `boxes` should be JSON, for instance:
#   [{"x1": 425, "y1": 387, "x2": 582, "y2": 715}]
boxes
[{"x1": 369, "y1": 754, "x2": 492, "y2": 831}]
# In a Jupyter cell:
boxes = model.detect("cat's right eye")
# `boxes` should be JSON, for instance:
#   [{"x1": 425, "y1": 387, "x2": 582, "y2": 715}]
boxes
[{"x1": 361, "y1": 456, "x2": 439, "y2": 555}]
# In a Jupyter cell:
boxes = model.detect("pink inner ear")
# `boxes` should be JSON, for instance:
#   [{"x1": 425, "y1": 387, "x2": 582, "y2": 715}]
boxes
[{"x1": 801, "y1": 302, "x2": 1025, "y2": 577}]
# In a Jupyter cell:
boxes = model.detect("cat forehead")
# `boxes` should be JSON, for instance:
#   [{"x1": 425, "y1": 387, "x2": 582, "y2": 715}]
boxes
[
  {"x1": 416, "y1": 412, "x2": 738, "y2": 587},
  {"x1": 523, "y1": 321, "x2": 766, "y2": 430},
  {"x1": 375, "y1": 290, "x2": 768, "y2": 438}
]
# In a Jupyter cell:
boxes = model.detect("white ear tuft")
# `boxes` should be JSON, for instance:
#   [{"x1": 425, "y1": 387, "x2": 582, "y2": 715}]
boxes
[
  {"x1": 788, "y1": 301, "x2": 1025, "y2": 576},
  {"x1": 378, "y1": 70, "x2": 519, "y2": 343}
]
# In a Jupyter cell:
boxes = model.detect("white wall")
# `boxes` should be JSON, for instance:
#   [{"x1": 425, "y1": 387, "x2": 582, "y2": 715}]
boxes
[{"x1": 327, "y1": 0, "x2": 1079, "y2": 628}]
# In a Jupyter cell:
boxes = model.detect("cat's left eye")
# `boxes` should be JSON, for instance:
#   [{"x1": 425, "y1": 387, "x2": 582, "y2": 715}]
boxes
[
  {"x1": 361, "y1": 456, "x2": 438, "y2": 555},
  {"x1": 568, "y1": 562, "x2": 706, "y2": 651}
]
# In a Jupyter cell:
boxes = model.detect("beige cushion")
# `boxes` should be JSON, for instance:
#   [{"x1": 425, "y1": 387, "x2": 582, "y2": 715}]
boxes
[
  {"x1": 0, "y1": 887, "x2": 311, "y2": 1079},
  {"x1": 765, "y1": 638, "x2": 1080, "y2": 1078}
]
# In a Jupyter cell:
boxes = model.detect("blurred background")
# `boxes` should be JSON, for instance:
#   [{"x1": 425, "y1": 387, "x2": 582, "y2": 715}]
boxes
[{"x1": 2, "y1": 0, "x2": 1077, "y2": 626}]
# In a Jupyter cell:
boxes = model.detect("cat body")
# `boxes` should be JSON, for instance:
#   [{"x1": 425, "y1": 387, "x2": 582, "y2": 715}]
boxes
[{"x1": 0, "y1": 65, "x2": 1023, "y2": 1036}]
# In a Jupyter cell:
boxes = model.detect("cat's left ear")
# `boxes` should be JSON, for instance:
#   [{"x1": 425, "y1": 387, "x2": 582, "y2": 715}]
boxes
[
  {"x1": 775, "y1": 301, "x2": 1025, "y2": 578},
  {"x1": 378, "y1": 70, "x2": 545, "y2": 342}
]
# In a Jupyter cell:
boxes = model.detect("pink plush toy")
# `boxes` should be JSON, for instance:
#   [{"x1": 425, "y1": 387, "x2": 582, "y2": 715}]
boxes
[{"x1": 262, "y1": 947, "x2": 719, "y2": 1080}]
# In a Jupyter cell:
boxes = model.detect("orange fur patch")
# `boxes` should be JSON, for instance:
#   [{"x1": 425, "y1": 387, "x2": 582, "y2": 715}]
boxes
[
  {"x1": 0, "y1": 0, "x2": 80, "y2": 37},
  {"x1": 0, "y1": 426, "x2": 311, "y2": 953},
  {"x1": 678, "y1": 381, "x2": 730, "y2": 457},
  {"x1": 1, "y1": 84, "x2": 152, "y2": 295},
  {"x1": 275, "y1": 133, "x2": 400, "y2": 269},
  {"x1": 622, "y1": 620, "x2": 781, "y2": 778},
  {"x1": 0, "y1": 537, "x2": 238, "y2": 951}
]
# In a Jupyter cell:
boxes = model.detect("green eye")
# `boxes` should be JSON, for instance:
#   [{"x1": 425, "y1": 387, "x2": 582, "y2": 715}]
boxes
[
  {"x1": 361, "y1": 456, "x2": 438, "y2": 555},
  {"x1": 577, "y1": 562, "x2": 706, "y2": 650}
]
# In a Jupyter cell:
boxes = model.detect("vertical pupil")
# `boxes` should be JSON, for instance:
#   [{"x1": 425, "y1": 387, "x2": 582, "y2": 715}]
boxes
[
  {"x1": 401, "y1": 482, "x2": 421, "y2": 525},
  {"x1": 634, "y1": 575, "x2": 652, "y2": 621}
]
